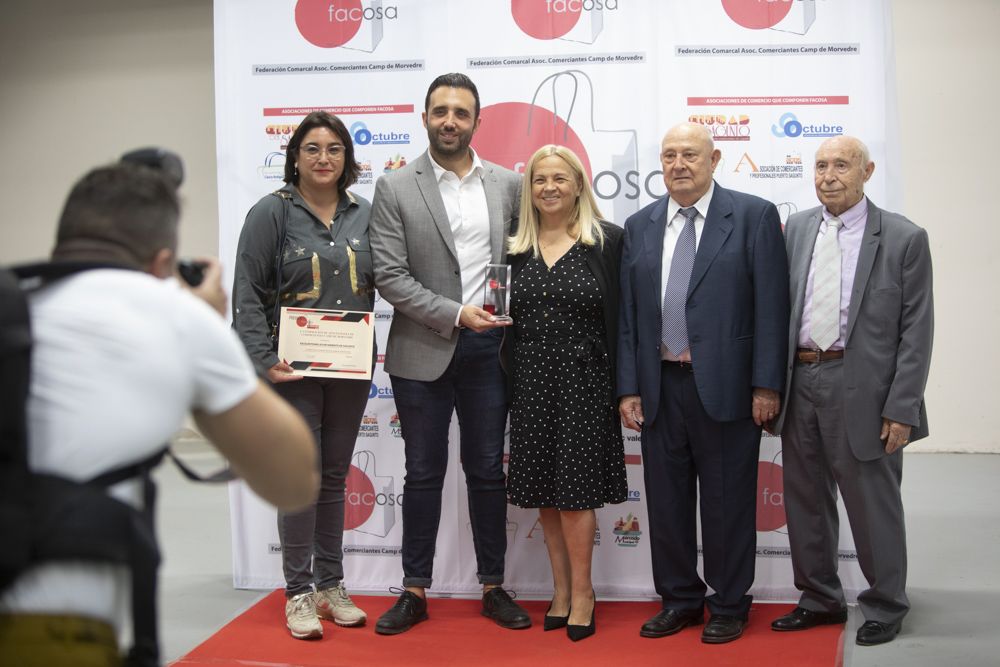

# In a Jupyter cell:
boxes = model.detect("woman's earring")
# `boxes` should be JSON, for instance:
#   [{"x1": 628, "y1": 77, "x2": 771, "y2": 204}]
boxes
[{"x1": 294, "y1": 164, "x2": 299, "y2": 176}]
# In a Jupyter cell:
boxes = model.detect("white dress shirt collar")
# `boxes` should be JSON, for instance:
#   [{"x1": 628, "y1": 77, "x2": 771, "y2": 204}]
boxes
[
  {"x1": 667, "y1": 180, "x2": 715, "y2": 227},
  {"x1": 428, "y1": 148, "x2": 485, "y2": 183}
]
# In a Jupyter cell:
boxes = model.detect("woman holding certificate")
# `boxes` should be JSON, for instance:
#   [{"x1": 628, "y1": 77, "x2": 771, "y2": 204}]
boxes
[
  {"x1": 232, "y1": 111, "x2": 374, "y2": 640},
  {"x1": 505, "y1": 145, "x2": 627, "y2": 641}
]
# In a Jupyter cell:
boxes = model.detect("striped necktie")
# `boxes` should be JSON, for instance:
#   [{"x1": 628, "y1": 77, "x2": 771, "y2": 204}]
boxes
[{"x1": 661, "y1": 207, "x2": 699, "y2": 356}]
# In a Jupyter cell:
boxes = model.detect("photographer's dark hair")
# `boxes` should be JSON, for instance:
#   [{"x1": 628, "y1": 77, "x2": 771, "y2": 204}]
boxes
[
  {"x1": 425, "y1": 73, "x2": 481, "y2": 119},
  {"x1": 55, "y1": 163, "x2": 180, "y2": 265},
  {"x1": 283, "y1": 111, "x2": 360, "y2": 192}
]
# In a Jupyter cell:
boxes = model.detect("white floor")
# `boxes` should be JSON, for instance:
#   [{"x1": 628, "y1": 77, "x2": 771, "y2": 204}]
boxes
[{"x1": 155, "y1": 450, "x2": 1000, "y2": 665}]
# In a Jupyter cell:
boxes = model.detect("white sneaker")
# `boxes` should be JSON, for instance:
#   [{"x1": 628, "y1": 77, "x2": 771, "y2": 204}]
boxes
[
  {"x1": 285, "y1": 591, "x2": 323, "y2": 639},
  {"x1": 316, "y1": 582, "x2": 368, "y2": 627}
]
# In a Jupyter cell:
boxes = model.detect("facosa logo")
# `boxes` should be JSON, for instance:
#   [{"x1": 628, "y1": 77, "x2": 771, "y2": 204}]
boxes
[
  {"x1": 511, "y1": 0, "x2": 618, "y2": 41},
  {"x1": 344, "y1": 451, "x2": 401, "y2": 536},
  {"x1": 756, "y1": 458, "x2": 786, "y2": 532},
  {"x1": 689, "y1": 113, "x2": 751, "y2": 141},
  {"x1": 295, "y1": 0, "x2": 398, "y2": 49},
  {"x1": 721, "y1": 0, "x2": 819, "y2": 35}
]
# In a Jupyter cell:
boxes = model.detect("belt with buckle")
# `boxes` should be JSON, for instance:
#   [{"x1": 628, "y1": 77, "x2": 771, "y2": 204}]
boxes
[{"x1": 796, "y1": 348, "x2": 844, "y2": 364}]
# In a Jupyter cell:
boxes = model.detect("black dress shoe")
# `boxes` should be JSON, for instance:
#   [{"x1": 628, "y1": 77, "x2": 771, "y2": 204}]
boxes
[
  {"x1": 481, "y1": 588, "x2": 532, "y2": 629},
  {"x1": 567, "y1": 605, "x2": 596, "y2": 642},
  {"x1": 374, "y1": 590, "x2": 428, "y2": 635},
  {"x1": 771, "y1": 606, "x2": 848, "y2": 631},
  {"x1": 639, "y1": 608, "x2": 704, "y2": 638},
  {"x1": 701, "y1": 614, "x2": 745, "y2": 644},
  {"x1": 543, "y1": 600, "x2": 569, "y2": 631},
  {"x1": 856, "y1": 620, "x2": 901, "y2": 646}
]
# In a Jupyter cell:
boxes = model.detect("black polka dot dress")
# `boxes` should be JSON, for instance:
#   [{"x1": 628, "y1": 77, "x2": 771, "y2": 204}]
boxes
[{"x1": 507, "y1": 243, "x2": 627, "y2": 510}]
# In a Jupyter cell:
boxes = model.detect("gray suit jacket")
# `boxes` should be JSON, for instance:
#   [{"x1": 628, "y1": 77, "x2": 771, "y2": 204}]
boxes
[
  {"x1": 774, "y1": 198, "x2": 934, "y2": 460},
  {"x1": 369, "y1": 151, "x2": 521, "y2": 381}
]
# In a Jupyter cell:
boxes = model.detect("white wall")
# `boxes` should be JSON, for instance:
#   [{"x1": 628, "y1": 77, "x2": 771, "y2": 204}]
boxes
[{"x1": 1, "y1": 0, "x2": 996, "y2": 453}]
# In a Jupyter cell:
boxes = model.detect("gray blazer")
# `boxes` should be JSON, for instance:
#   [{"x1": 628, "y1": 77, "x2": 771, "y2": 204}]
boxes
[
  {"x1": 774, "y1": 198, "x2": 934, "y2": 460},
  {"x1": 369, "y1": 151, "x2": 521, "y2": 381}
]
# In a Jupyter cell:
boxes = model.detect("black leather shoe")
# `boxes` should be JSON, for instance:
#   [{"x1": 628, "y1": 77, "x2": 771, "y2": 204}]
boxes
[
  {"x1": 543, "y1": 600, "x2": 569, "y2": 631},
  {"x1": 856, "y1": 620, "x2": 901, "y2": 646},
  {"x1": 771, "y1": 606, "x2": 848, "y2": 631},
  {"x1": 701, "y1": 614, "x2": 745, "y2": 644},
  {"x1": 481, "y1": 588, "x2": 531, "y2": 629},
  {"x1": 374, "y1": 590, "x2": 428, "y2": 635},
  {"x1": 639, "y1": 608, "x2": 704, "y2": 638},
  {"x1": 567, "y1": 605, "x2": 596, "y2": 642}
]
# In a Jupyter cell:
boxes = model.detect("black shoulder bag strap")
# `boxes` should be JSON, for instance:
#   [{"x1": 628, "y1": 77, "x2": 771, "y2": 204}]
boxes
[{"x1": 269, "y1": 190, "x2": 291, "y2": 349}]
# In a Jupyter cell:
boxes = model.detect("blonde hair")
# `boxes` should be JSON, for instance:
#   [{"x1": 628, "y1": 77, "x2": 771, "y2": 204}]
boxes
[{"x1": 507, "y1": 145, "x2": 605, "y2": 257}]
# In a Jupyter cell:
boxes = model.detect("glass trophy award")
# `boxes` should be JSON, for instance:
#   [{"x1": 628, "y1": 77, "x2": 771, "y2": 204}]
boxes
[{"x1": 483, "y1": 264, "x2": 512, "y2": 323}]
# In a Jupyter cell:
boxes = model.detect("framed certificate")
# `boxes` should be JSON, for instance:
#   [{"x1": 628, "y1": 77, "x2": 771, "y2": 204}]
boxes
[{"x1": 276, "y1": 307, "x2": 374, "y2": 379}]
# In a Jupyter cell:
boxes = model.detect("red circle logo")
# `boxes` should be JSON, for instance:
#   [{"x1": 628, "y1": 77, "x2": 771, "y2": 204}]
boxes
[
  {"x1": 296, "y1": 316, "x2": 309, "y2": 327},
  {"x1": 721, "y1": 0, "x2": 792, "y2": 30},
  {"x1": 343, "y1": 465, "x2": 376, "y2": 530},
  {"x1": 295, "y1": 0, "x2": 363, "y2": 48},
  {"x1": 511, "y1": 0, "x2": 582, "y2": 40},
  {"x1": 472, "y1": 102, "x2": 591, "y2": 178},
  {"x1": 756, "y1": 461, "x2": 786, "y2": 531}
]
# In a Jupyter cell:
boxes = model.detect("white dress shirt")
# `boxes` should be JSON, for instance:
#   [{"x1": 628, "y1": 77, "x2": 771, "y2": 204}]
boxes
[
  {"x1": 429, "y1": 149, "x2": 492, "y2": 325},
  {"x1": 660, "y1": 182, "x2": 714, "y2": 361}
]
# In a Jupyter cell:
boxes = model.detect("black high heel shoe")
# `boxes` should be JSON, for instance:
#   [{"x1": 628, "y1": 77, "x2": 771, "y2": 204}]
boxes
[
  {"x1": 566, "y1": 597, "x2": 596, "y2": 641},
  {"x1": 544, "y1": 600, "x2": 570, "y2": 631}
]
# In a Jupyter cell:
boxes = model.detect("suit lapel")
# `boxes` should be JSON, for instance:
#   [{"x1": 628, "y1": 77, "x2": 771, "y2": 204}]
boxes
[
  {"x1": 790, "y1": 211, "x2": 823, "y2": 326},
  {"x1": 688, "y1": 185, "x2": 733, "y2": 297},
  {"x1": 413, "y1": 152, "x2": 458, "y2": 261},
  {"x1": 641, "y1": 198, "x2": 670, "y2": 310},
  {"x1": 845, "y1": 199, "x2": 881, "y2": 343},
  {"x1": 481, "y1": 164, "x2": 505, "y2": 263}
]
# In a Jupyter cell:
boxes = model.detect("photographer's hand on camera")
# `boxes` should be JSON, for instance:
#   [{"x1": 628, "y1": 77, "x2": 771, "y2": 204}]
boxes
[{"x1": 182, "y1": 257, "x2": 227, "y2": 316}]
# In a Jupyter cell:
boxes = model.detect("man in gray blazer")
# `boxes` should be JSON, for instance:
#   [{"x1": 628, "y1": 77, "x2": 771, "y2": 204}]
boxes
[
  {"x1": 369, "y1": 73, "x2": 529, "y2": 635},
  {"x1": 771, "y1": 136, "x2": 933, "y2": 646}
]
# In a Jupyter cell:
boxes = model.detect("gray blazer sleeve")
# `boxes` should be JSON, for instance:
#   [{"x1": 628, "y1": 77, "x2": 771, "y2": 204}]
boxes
[{"x1": 882, "y1": 224, "x2": 934, "y2": 427}]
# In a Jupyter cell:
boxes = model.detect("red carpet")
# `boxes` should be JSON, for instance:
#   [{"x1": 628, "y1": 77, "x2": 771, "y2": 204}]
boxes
[{"x1": 172, "y1": 592, "x2": 843, "y2": 667}]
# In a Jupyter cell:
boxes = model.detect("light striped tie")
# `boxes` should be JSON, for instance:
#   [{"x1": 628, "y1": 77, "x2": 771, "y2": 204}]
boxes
[
  {"x1": 810, "y1": 217, "x2": 843, "y2": 351},
  {"x1": 661, "y1": 207, "x2": 699, "y2": 356}
]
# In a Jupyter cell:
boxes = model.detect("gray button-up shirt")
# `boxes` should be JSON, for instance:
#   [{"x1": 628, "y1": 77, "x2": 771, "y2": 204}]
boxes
[{"x1": 232, "y1": 184, "x2": 375, "y2": 371}]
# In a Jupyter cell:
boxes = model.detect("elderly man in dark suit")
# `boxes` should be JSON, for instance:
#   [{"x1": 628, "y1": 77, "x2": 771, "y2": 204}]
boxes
[
  {"x1": 770, "y1": 136, "x2": 933, "y2": 646},
  {"x1": 618, "y1": 122, "x2": 789, "y2": 644},
  {"x1": 369, "y1": 73, "x2": 529, "y2": 635}
]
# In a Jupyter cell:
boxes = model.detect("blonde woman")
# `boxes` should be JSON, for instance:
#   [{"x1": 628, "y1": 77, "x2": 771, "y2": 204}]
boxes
[{"x1": 505, "y1": 145, "x2": 627, "y2": 641}]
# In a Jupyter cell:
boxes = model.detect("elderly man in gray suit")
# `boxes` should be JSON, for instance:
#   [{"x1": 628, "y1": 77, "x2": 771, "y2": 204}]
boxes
[
  {"x1": 770, "y1": 136, "x2": 933, "y2": 646},
  {"x1": 369, "y1": 73, "x2": 529, "y2": 635}
]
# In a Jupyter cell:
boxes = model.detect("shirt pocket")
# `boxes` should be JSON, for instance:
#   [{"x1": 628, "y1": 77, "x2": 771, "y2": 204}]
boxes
[
  {"x1": 281, "y1": 253, "x2": 321, "y2": 301},
  {"x1": 346, "y1": 236, "x2": 375, "y2": 295}
]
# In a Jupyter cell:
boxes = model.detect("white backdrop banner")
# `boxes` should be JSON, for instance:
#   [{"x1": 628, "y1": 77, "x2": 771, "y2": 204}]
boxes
[{"x1": 215, "y1": 0, "x2": 898, "y2": 600}]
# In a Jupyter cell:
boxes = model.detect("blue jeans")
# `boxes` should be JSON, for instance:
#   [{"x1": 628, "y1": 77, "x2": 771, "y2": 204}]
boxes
[{"x1": 390, "y1": 328, "x2": 508, "y2": 589}]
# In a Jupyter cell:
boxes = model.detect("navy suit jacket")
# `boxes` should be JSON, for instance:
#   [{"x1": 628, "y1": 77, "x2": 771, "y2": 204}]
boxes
[{"x1": 617, "y1": 182, "x2": 790, "y2": 425}]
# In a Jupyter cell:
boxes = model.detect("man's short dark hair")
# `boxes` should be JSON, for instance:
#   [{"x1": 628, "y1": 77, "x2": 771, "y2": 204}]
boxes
[
  {"x1": 424, "y1": 73, "x2": 481, "y2": 119},
  {"x1": 55, "y1": 163, "x2": 180, "y2": 265},
  {"x1": 283, "y1": 111, "x2": 360, "y2": 192}
]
